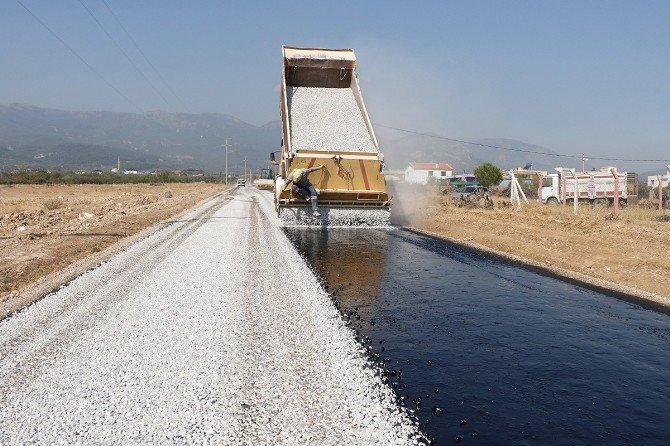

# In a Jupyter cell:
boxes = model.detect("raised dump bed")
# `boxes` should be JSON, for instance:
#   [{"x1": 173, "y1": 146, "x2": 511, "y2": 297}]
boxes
[
  {"x1": 274, "y1": 46, "x2": 390, "y2": 226},
  {"x1": 288, "y1": 87, "x2": 377, "y2": 153}
]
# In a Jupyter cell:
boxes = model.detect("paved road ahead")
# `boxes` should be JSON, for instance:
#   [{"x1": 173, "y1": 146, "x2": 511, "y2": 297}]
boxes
[{"x1": 0, "y1": 188, "x2": 421, "y2": 445}]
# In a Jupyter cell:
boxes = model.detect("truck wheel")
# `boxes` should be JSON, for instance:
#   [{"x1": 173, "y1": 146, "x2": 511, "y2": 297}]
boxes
[
  {"x1": 546, "y1": 197, "x2": 559, "y2": 205},
  {"x1": 593, "y1": 198, "x2": 607, "y2": 207}
]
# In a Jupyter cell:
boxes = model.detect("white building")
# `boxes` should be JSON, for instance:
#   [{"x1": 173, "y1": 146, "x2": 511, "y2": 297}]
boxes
[
  {"x1": 647, "y1": 166, "x2": 670, "y2": 188},
  {"x1": 404, "y1": 163, "x2": 453, "y2": 184}
]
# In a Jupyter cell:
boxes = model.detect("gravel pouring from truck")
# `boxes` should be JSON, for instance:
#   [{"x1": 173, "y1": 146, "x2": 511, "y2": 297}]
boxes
[{"x1": 274, "y1": 46, "x2": 391, "y2": 226}]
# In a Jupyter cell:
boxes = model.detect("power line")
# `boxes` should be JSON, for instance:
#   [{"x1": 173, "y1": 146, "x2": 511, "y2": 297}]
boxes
[
  {"x1": 100, "y1": 0, "x2": 188, "y2": 111},
  {"x1": 76, "y1": 0, "x2": 172, "y2": 109},
  {"x1": 15, "y1": 0, "x2": 139, "y2": 111},
  {"x1": 376, "y1": 124, "x2": 670, "y2": 163}
]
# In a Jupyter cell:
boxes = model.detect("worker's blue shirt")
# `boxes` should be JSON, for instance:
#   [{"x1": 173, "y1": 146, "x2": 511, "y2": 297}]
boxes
[{"x1": 284, "y1": 167, "x2": 320, "y2": 188}]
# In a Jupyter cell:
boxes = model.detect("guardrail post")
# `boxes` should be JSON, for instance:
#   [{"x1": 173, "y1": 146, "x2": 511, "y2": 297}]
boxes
[
  {"x1": 508, "y1": 170, "x2": 529, "y2": 209},
  {"x1": 611, "y1": 168, "x2": 619, "y2": 217},
  {"x1": 573, "y1": 172, "x2": 579, "y2": 215},
  {"x1": 562, "y1": 174, "x2": 567, "y2": 207}
]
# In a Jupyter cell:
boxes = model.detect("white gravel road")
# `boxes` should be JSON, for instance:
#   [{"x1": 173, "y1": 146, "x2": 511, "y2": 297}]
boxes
[{"x1": 0, "y1": 188, "x2": 423, "y2": 445}]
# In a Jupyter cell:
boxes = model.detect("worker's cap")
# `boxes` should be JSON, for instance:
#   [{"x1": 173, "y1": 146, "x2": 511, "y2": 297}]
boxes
[{"x1": 291, "y1": 169, "x2": 303, "y2": 183}]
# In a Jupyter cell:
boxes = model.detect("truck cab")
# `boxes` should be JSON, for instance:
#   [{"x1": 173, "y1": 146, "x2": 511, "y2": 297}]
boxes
[{"x1": 541, "y1": 174, "x2": 561, "y2": 204}]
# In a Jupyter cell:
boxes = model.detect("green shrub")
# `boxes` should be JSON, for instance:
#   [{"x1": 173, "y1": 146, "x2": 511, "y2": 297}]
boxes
[{"x1": 474, "y1": 163, "x2": 503, "y2": 187}]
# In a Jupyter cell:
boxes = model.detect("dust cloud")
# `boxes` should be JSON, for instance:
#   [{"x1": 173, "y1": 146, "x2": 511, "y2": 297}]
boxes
[{"x1": 387, "y1": 179, "x2": 438, "y2": 227}]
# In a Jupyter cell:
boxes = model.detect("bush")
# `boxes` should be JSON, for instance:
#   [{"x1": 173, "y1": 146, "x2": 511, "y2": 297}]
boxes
[
  {"x1": 638, "y1": 182, "x2": 651, "y2": 199},
  {"x1": 474, "y1": 163, "x2": 503, "y2": 187},
  {"x1": 43, "y1": 199, "x2": 64, "y2": 210}
]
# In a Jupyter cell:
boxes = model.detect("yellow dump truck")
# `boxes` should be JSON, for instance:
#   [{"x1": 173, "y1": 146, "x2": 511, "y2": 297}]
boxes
[{"x1": 274, "y1": 45, "x2": 391, "y2": 226}]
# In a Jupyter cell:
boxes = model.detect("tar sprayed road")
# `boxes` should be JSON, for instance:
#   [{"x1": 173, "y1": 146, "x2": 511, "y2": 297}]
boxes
[{"x1": 286, "y1": 228, "x2": 670, "y2": 445}]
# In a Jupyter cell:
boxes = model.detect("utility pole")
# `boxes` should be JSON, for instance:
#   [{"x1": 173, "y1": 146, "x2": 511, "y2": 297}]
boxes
[
  {"x1": 581, "y1": 153, "x2": 588, "y2": 173},
  {"x1": 223, "y1": 139, "x2": 231, "y2": 184},
  {"x1": 243, "y1": 157, "x2": 248, "y2": 183}
]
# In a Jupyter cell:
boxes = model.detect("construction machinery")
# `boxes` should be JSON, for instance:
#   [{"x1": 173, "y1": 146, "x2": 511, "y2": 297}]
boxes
[
  {"x1": 274, "y1": 45, "x2": 391, "y2": 226},
  {"x1": 254, "y1": 167, "x2": 275, "y2": 190}
]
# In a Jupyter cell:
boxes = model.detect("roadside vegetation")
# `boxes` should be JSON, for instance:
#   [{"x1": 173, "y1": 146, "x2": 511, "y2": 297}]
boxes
[
  {"x1": 0, "y1": 170, "x2": 223, "y2": 185},
  {"x1": 474, "y1": 162, "x2": 503, "y2": 187}
]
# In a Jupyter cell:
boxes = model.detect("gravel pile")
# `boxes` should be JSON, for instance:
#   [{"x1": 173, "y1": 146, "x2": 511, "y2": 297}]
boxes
[
  {"x1": 288, "y1": 87, "x2": 377, "y2": 153},
  {"x1": 0, "y1": 188, "x2": 422, "y2": 445},
  {"x1": 279, "y1": 207, "x2": 391, "y2": 228}
]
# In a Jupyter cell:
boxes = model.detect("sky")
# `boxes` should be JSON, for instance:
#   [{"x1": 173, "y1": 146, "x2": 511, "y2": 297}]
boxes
[{"x1": 3, "y1": 0, "x2": 670, "y2": 162}]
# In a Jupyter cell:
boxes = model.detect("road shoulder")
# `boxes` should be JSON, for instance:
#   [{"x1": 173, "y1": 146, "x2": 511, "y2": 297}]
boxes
[
  {"x1": 409, "y1": 227, "x2": 670, "y2": 311},
  {"x1": 1, "y1": 187, "x2": 229, "y2": 319}
]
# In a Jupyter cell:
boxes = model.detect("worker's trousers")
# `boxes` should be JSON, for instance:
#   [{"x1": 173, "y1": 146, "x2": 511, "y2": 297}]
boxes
[{"x1": 292, "y1": 183, "x2": 318, "y2": 211}]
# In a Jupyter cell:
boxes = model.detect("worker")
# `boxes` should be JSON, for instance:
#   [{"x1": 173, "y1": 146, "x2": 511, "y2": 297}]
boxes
[{"x1": 283, "y1": 165, "x2": 325, "y2": 217}]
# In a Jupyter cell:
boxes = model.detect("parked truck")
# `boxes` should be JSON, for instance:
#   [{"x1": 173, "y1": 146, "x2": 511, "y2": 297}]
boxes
[
  {"x1": 273, "y1": 45, "x2": 390, "y2": 226},
  {"x1": 541, "y1": 168, "x2": 636, "y2": 205}
]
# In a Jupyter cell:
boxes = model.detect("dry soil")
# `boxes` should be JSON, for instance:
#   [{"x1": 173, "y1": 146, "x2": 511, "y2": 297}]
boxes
[
  {"x1": 0, "y1": 183, "x2": 227, "y2": 313},
  {"x1": 407, "y1": 189, "x2": 670, "y2": 299}
]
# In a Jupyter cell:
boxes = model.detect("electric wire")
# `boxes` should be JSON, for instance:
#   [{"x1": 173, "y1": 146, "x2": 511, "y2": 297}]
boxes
[
  {"x1": 76, "y1": 0, "x2": 172, "y2": 109},
  {"x1": 377, "y1": 124, "x2": 670, "y2": 163},
  {"x1": 100, "y1": 0, "x2": 188, "y2": 111},
  {"x1": 14, "y1": 0, "x2": 139, "y2": 111}
]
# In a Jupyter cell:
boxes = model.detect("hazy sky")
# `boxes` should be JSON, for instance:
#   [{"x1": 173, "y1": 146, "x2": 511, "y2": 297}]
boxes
[{"x1": 3, "y1": 0, "x2": 669, "y2": 161}]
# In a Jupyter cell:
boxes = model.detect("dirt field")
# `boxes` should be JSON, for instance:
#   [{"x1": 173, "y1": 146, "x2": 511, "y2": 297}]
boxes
[
  {"x1": 0, "y1": 183, "x2": 228, "y2": 309},
  {"x1": 403, "y1": 188, "x2": 670, "y2": 298}
]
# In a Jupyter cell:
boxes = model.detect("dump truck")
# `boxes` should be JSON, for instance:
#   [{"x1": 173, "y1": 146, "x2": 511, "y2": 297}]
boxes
[
  {"x1": 273, "y1": 45, "x2": 390, "y2": 226},
  {"x1": 541, "y1": 168, "x2": 636, "y2": 205}
]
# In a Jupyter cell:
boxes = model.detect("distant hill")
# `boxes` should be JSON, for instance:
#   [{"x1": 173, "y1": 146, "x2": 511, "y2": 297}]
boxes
[
  {"x1": 2, "y1": 103, "x2": 571, "y2": 174},
  {"x1": 0, "y1": 104, "x2": 280, "y2": 172}
]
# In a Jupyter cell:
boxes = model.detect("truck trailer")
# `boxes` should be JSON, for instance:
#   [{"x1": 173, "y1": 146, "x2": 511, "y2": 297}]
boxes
[
  {"x1": 541, "y1": 168, "x2": 635, "y2": 205},
  {"x1": 273, "y1": 45, "x2": 390, "y2": 226}
]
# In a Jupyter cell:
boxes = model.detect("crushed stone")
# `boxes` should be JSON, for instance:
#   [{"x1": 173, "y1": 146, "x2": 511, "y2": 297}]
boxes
[
  {"x1": 0, "y1": 188, "x2": 423, "y2": 445},
  {"x1": 287, "y1": 87, "x2": 377, "y2": 153}
]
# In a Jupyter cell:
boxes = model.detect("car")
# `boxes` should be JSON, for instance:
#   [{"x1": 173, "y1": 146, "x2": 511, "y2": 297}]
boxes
[
  {"x1": 236, "y1": 178, "x2": 246, "y2": 187},
  {"x1": 451, "y1": 185, "x2": 489, "y2": 199}
]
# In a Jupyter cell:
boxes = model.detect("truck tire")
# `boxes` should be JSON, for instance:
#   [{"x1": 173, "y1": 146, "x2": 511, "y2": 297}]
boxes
[
  {"x1": 593, "y1": 198, "x2": 607, "y2": 206},
  {"x1": 546, "y1": 197, "x2": 559, "y2": 205}
]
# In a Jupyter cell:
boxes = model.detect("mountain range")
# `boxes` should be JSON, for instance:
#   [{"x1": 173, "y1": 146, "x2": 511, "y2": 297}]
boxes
[
  {"x1": 1, "y1": 103, "x2": 562, "y2": 173},
  {"x1": 0, "y1": 104, "x2": 280, "y2": 173}
]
